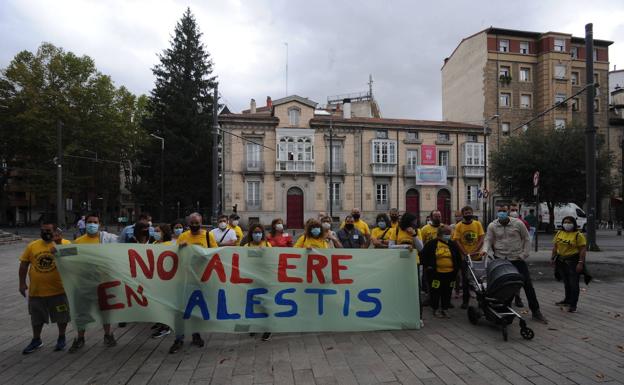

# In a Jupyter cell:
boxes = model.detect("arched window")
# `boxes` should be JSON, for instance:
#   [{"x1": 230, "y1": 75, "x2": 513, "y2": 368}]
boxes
[{"x1": 277, "y1": 136, "x2": 314, "y2": 171}]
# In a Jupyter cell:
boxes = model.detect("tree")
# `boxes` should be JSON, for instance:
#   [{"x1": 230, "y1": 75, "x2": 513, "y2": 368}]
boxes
[
  {"x1": 135, "y1": 8, "x2": 217, "y2": 222},
  {"x1": 0, "y1": 43, "x2": 145, "y2": 225},
  {"x1": 489, "y1": 125, "x2": 614, "y2": 229}
]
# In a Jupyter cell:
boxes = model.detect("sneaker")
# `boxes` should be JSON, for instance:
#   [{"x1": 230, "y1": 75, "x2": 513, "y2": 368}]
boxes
[
  {"x1": 118, "y1": 322, "x2": 127, "y2": 327},
  {"x1": 22, "y1": 338, "x2": 43, "y2": 355},
  {"x1": 555, "y1": 300, "x2": 569, "y2": 306},
  {"x1": 432, "y1": 309, "x2": 440, "y2": 318},
  {"x1": 261, "y1": 332, "x2": 272, "y2": 341},
  {"x1": 532, "y1": 310, "x2": 548, "y2": 324},
  {"x1": 151, "y1": 326, "x2": 171, "y2": 339},
  {"x1": 568, "y1": 306, "x2": 577, "y2": 313},
  {"x1": 515, "y1": 297, "x2": 525, "y2": 308},
  {"x1": 54, "y1": 336, "x2": 66, "y2": 351},
  {"x1": 440, "y1": 310, "x2": 450, "y2": 319},
  {"x1": 169, "y1": 339, "x2": 183, "y2": 354},
  {"x1": 104, "y1": 334, "x2": 117, "y2": 347},
  {"x1": 191, "y1": 333, "x2": 204, "y2": 347},
  {"x1": 68, "y1": 337, "x2": 85, "y2": 353},
  {"x1": 460, "y1": 302, "x2": 469, "y2": 309}
]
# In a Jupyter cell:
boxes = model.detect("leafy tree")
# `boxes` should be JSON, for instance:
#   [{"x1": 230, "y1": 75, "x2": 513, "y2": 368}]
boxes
[
  {"x1": 135, "y1": 8, "x2": 217, "y2": 222},
  {"x1": 0, "y1": 43, "x2": 145, "y2": 225},
  {"x1": 489, "y1": 125, "x2": 614, "y2": 229}
]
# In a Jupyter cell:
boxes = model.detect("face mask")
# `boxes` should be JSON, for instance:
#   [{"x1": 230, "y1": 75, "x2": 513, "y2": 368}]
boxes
[
  {"x1": 432, "y1": 219, "x2": 441, "y2": 226},
  {"x1": 189, "y1": 224, "x2": 200, "y2": 233},
  {"x1": 252, "y1": 232, "x2": 263, "y2": 242},
  {"x1": 321, "y1": 222, "x2": 331, "y2": 230},
  {"x1": 352, "y1": 214, "x2": 360, "y2": 220},
  {"x1": 509, "y1": 211, "x2": 519, "y2": 218},
  {"x1": 345, "y1": 224, "x2": 354, "y2": 231},
  {"x1": 497, "y1": 211, "x2": 508, "y2": 221},
  {"x1": 427, "y1": 220, "x2": 432, "y2": 225},
  {"x1": 442, "y1": 234, "x2": 452, "y2": 242},
  {"x1": 174, "y1": 228, "x2": 183, "y2": 236},
  {"x1": 463, "y1": 215, "x2": 473, "y2": 223},
  {"x1": 390, "y1": 215, "x2": 399, "y2": 221},
  {"x1": 232, "y1": 220, "x2": 239, "y2": 227},
  {"x1": 563, "y1": 223, "x2": 574, "y2": 231},
  {"x1": 311, "y1": 227, "x2": 321, "y2": 237},
  {"x1": 148, "y1": 227, "x2": 155, "y2": 237},
  {"x1": 153, "y1": 232, "x2": 162, "y2": 241},
  {"x1": 40, "y1": 231, "x2": 53, "y2": 242},
  {"x1": 86, "y1": 223, "x2": 99, "y2": 235},
  {"x1": 218, "y1": 222, "x2": 227, "y2": 230},
  {"x1": 378, "y1": 221, "x2": 387, "y2": 229},
  {"x1": 275, "y1": 223, "x2": 284, "y2": 231}
]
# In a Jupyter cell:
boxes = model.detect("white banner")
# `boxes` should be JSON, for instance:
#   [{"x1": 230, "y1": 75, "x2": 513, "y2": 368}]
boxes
[{"x1": 415, "y1": 166, "x2": 447, "y2": 185}]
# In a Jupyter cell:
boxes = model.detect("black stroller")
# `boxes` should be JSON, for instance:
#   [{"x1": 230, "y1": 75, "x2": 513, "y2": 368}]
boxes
[{"x1": 465, "y1": 254, "x2": 535, "y2": 341}]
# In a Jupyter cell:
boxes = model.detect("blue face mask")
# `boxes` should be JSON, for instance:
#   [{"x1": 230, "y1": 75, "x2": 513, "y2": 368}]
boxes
[
  {"x1": 378, "y1": 221, "x2": 387, "y2": 229},
  {"x1": 252, "y1": 232, "x2": 263, "y2": 243},
  {"x1": 86, "y1": 223, "x2": 99, "y2": 235},
  {"x1": 148, "y1": 226, "x2": 155, "y2": 237},
  {"x1": 311, "y1": 227, "x2": 321, "y2": 237},
  {"x1": 174, "y1": 228, "x2": 183, "y2": 236},
  {"x1": 497, "y1": 211, "x2": 509, "y2": 221},
  {"x1": 153, "y1": 232, "x2": 162, "y2": 241}
]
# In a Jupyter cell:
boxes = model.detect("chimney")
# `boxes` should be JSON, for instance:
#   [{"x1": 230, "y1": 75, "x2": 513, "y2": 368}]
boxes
[
  {"x1": 250, "y1": 98, "x2": 256, "y2": 114},
  {"x1": 266, "y1": 96, "x2": 273, "y2": 110},
  {"x1": 343, "y1": 98, "x2": 351, "y2": 119}
]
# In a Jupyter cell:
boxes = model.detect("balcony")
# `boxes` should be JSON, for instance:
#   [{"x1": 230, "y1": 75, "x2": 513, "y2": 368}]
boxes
[
  {"x1": 242, "y1": 160, "x2": 264, "y2": 174},
  {"x1": 275, "y1": 160, "x2": 315, "y2": 180},
  {"x1": 327, "y1": 200, "x2": 342, "y2": 212},
  {"x1": 371, "y1": 163, "x2": 397, "y2": 175},
  {"x1": 462, "y1": 165, "x2": 485, "y2": 178},
  {"x1": 245, "y1": 200, "x2": 262, "y2": 211},
  {"x1": 324, "y1": 162, "x2": 347, "y2": 175}
]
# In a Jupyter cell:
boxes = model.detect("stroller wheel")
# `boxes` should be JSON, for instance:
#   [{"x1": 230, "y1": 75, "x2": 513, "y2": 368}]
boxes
[
  {"x1": 520, "y1": 327, "x2": 535, "y2": 340},
  {"x1": 467, "y1": 306, "x2": 481, "y2": 325},
  {"x1": 502, "y1": 325, "x2": 508, "y2": 341}
]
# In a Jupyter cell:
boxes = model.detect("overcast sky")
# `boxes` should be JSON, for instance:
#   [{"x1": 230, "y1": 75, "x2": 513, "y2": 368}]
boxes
[{"x1": 1, "y1": 0, "x2": 623, "y2": 120}]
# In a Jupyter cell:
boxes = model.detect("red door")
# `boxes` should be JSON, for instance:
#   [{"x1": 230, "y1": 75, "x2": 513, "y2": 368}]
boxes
[
  {"x1": 406, "y1": 189, "x2": 420, "y2": 218},
  {"x1": 437, "y1": 189, "x2": 451, "y2": 225},
  {"x1": 286, "y1": 187, "x2": 304, "y2": 229}
]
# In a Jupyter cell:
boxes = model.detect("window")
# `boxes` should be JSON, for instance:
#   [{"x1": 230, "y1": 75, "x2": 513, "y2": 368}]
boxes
[
  {"x1": 499, "y1": 39, "x2": 509, "y2": 52},
  {"x1": 328, "y1": 143, "x2": 343, "y2": 170},
  {"x1": 520, "y1": 67, "x2": 530, "y2": 82},
  {"x1": 246, "y1": 143, "x2": 261, "y2": 167},
  {"x1": 502, "y1": 122, "x2": 510, "y2": 136},
  {"x1": 466, "y1": 134, "x2": 477, "y2": 142},
  {"x1": 246, "y1": 181, "x2": 261, "y2": 206},
  {"x1": 371, "y1": 140, "x2": 397, "y2": 164},
  {"x1": 437, "y1": 132, "x2": 450, "y2": 142},
  {"x1": 572, "y1": 98, "x2": 580, "y2": 111},
  {"x1": 593, "y1": 48, "x2": 598, "y2": 62},
  {"x1": 594, "y1": 99, "x2": 599, "y2": 112},
  {"x1": 288, "y1": 107, "x2": 300, "y2": 126},
  {"x1": 555, "y1": 65, "x2": 566, "y2": 79},
  {"x1": 328, "y1": 182, "x2": 341, "y2": 204},
  {"x1": 277, "y1": 136, "x2": 314, "y2": 171},
  {"x1": 406, "y1": 149, "x2": 418, "y2": 169},
  {"x1": 500, "y1": 92, "x2": 511, "y2": 107},
  {"x1": 571, "y1": 72, "x2": 579, "y2": 85},
  {"x1": 464, "y1": 143, "x2": 484, "y2": 166},
  {"x1": 439, "y1": 151, "x2": 449, "y2": 166},
  {"x1": 407, "y1": 131, "x2": 419, "y2": 140},
  {"x1": 554, "y1": 39, "x2": 565, "y2": 52},
  {"x1": 520, "y1": 94, "x2": 532, "y2": 108},
  {"x1": 555, "y1": 119, "x2": 566, "y2": 130},
  {"x1": 555, "y1": 93, "x2": 566, "y2": 105},
  {"x1": 376, "y1": 130, "x2": 388, "y2": 139},
  {"x1": 571, "y1": 46, "x2": 578, "y2": 59},
  {"x1": 594, "y1": 73, "x2": 600, "y2": 95},
  {"x1": 466, "y1": 185, "x2": 479, "y2": 204},
  {"x1": 499, "y1": 65, "x2": 510, "y2": 77},
  {"x1": 376, "y1": 184, "x2": 389, "y2": 206},
  {"x1": 520, "y1": 41, "x2": 529, "y2": 54}
]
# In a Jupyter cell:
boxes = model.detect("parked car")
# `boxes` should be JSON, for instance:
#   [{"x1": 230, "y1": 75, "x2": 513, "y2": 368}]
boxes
[{"x1": 520, "y1": 202, "x2": 587, "y2": 232}]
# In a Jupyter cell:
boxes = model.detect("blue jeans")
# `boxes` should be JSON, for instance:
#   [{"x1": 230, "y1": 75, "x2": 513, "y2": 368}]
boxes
[{"x1": 556, "y1": 256, "x2": 580, "y2": 307}]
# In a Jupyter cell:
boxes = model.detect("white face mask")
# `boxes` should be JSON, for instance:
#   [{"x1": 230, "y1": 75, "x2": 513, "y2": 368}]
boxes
[
  {"x1": 510, "y1": 211, "x2": 519, "y2": 218},
  {"x1": 322, "y1": 222, "x2": 331, "y2": 230},
  {"x1": 218, "y1": 222, "x2": 227, "y2": 230},
  {"x1": 563, "y1": 223, "x2": 574, "y2": 231},
  {"x1": 232, "y1": 220, "x2": 239, "y2": 227},
  {"x1": 275, "y1": 223, "x2": 284, "y2": 231}
]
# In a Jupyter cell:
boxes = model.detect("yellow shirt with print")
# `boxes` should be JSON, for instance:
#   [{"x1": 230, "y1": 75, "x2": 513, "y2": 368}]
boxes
[
  {"x1": 244, "y1": 240, "x2": 272, "y2": 248},
  {"x1": 74, "y1": 234, "x2": 101, "y2": 244},
  {"x1": 177, "y1": 230, "x2": 209, "y2": 248},
  {"x1": 294, "y1": 235, "x2": 328, "y2": 249},
  {"x1": 392, "y1": 227, "x2": 421, "y2": 264},
  {"x1": 19, "y1": 239, "x2": 65, "y2": 297},
  {"x1": 452, "y1": 220, "x2": 485, "y2": 254},
  {"x1": 435, "y1": 242, "x2": 454, "y2": 273},
  {"x1": 420, "y1": 224, "x2": 441, "y2": 245},
  {"x1": 554, "y1": 231, "x2": 586, "y2": 258}
]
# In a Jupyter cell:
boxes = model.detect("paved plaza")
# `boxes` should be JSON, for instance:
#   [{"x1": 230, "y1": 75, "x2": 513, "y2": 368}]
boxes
[{"x1": 1, "y1": 240, "x2": 623, "y2": 385}]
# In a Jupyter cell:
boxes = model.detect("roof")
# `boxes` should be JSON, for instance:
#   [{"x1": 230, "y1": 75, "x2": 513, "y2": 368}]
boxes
[
  {"x1": 310, "y1": 116, "x2": 482, "y2": 130},
  {"x1": 271, "y1": 95, "x2": 318, "y2": 108}
]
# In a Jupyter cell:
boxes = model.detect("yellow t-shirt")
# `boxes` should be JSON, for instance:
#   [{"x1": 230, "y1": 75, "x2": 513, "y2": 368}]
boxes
[
  {"x1": 244, "y1": 240, "x2": 272, "y2": 248},
  {"x1": 554, "y1": 231, "x2": 586, "y2": 257},
  {"x1": 371, "y1": 227, "x2": 394, "y2": 243},
  {"x1": 452, "y1": 220, "x2": 485, "y2": 254},
  {"x1": 420, "y1": 224, "x2": 440, "y2": 245},
  {"x1": 228, "y1": 225, "x2": 244, "y2": 245},
  {"x1": 435, "y1": 242, "x2": 454, "y2": 273},
  {"x1": 177, "y1": 230, "x2": 208, "y2": 248},
  {"x1": 294, "y1": 235, "x2": 328, "y2": 249},
  {"x1": 19, "y1": 239, "x2": 65, "y2": 297},
  {"x1": 74, "y1": 234, "x2": 101, "y2": 244},
  {"x1": 57, "y1": 239, "x2": 71, "y2": 245},
  {"x1": 155, "y1": 241, "x2": 173, "y2": 245},
  {"x1": 390, "y1": 220, "x2": 400, "y2": 230},
  {"x1": 340, "y1": 220, "x2": 370, "y2": 236}
]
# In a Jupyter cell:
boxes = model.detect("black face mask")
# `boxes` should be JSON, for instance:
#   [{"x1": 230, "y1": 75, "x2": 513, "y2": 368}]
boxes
[
  {"x1": 345, "y1": 224, "x2": 354, "y2": 230},
  {"x1": 189, "y1": 224, "x2": 200, "y2": 233},
  {"x1": 352, "y1": 214, "x2": 360, "y2": 220},
  {"x1": 463, "y1": 215, "x2": 473, "y2": 223},
  {"x1": 40, "y1": 231, "x2": 53, "y2": 242},
  {"x1": 432, "y1": 219, "x2": 441, "y2": 226},
  {"x1": 390, "y1": 215, "x2": 399, "y2": 221}
]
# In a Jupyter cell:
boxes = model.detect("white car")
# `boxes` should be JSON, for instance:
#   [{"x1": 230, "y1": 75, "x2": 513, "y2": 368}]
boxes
[{"x1": 522, "y1": 203, "x2": 587, "y2": 232}]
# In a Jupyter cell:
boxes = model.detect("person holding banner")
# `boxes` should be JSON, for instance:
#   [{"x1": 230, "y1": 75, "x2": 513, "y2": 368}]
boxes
[
  {"x1": 244, "y1": 224, "x2": 272, "y2": 248},
  {"x1": 320, "y1": 216, "x2": 342, "y2": 248},
  {"x1": 387, "y1": 212, "x2": 424, "y2": 251},
  {"x1": 18, "y1": 220, "x2": 71, "y2": 354},
  {"x1": 340, "y1": 208, "x2": 370, "y2": 247},
  {"x1": 420, "y1": 225, "x2": 462, "y2": 319},
  {"x1": 371, "y1": 213, "x2": 394, "y2": 248},
  {"x1": 153, "y1": 224, "x2": 173, "y2": 245},
  {"x1": 177, "y1": 213, "x2": 209, "y2": 248},
  {"x1": 267, "y1": 218, "x2": 293, "y2": 247},
  {"x1": 69, "y1": 213, "x2": 118, "y2": 353},
  {"x1": 171, "y1": 221, "x2": 185, "y2": 244},
  {"x1": 294, "y1": 219, "x2": 327, "y2": 249},
  {"x1": 210, "y1": 215, "x2": 238, "y2": 247},
  {"x1": 127, "y1": 221, "x2": 155, "y2": 244}
]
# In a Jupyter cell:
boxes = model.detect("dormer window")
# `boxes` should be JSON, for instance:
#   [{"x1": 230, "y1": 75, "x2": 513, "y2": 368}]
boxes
[{"x1": 288, "y1": 107, "x2": 301, "y2": 126}]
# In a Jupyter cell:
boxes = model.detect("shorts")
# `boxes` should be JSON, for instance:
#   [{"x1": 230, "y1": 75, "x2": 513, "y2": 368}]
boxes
[{"x1": 28, "y1": 294, "x2": 71, "y2": 326}]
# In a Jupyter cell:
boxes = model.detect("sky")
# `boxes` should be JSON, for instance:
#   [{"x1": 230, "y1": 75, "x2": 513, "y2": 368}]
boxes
[{"x1": 1, "y1": 0, "x2": 624, "y2": 120}]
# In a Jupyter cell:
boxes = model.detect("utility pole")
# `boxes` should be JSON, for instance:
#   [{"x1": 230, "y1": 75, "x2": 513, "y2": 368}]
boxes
[
  {"x1": 56, "y1": 121, "x2": 64, "y2": 228},
  {"x1": 329, "y1": 115, "x2": 333, "y2": 219},
  {"x1": 284, "y1": 43, "x2": 288, "y2": 96},
  {"x1": 149, "y1": 134, "x2": 164, "y2": 222},
  {"x1": 585, "y1": 23, "x2": 598, "y2": 250},
  {"x1": 211, "y1": 84, "x2": 220, "y2": 222}
]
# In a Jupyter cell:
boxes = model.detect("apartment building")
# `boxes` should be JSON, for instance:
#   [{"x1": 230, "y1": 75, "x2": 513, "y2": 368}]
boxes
[{"x1": 219, "y1": 95, "x2": 483, "y2": 228}]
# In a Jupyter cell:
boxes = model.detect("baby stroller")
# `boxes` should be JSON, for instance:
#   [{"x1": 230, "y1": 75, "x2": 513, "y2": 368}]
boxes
[{"x1": 465, "y1": 254, "x2": 535, "y2": 341}]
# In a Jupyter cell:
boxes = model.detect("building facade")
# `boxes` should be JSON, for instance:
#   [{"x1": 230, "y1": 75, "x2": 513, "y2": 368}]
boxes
[{"x1": 219, "y1": 95, "x2": 483, "y2": 228}]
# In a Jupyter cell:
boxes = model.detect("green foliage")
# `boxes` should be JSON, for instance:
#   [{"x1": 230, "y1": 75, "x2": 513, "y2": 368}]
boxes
[
  {"x1": 490, "y1": 125, "x2": 615, "y2": 221},
  {"x1": 135, "y1": 8, "x2": 217, "y2": 221}
]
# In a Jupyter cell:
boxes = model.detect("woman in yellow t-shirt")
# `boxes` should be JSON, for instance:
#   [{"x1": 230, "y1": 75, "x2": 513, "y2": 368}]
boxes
[
  {"x1": 244, "y1": 223, "x2": 272, "y2": 248},
  {"x1": 371, "y1": 213, "x2": 394, "y2": 248},
  {"x1": 153, "y1": 224, "x2": 173, "y2": 245},
  {"x1": 551, "y1": 216, "x2": 587, "y2": 312},
  {"x1": 294, "y1": 219, "x2": 327, "y2": 249}
]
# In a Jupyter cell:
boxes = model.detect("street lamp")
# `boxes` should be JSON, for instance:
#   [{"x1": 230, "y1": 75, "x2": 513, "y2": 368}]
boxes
[
  {"x1": 483, "y1": 114, "x2": 499, "y2": 224},
  {"x1": 150, "y1": 134, "x2": 165, "y2": 222}
]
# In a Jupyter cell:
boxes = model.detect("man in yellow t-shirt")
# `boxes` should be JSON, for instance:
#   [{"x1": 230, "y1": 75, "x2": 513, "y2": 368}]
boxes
[
  {"x1": 452, "y1": 206, "x2": 485, "y2": 308},
  {"x1": 18, "y1": 220, "x2": 70, "y2": 354},
  {"x1": 177, "y1": 212, "x2": 209, "y2": 248},
  {"x1": 228, "y1": 213, "x2": 244, "y2": 245},
  {"x1": 389, "y1": 208, "x2": 400, "y2": 230},
  {"x1": 420, "y1": 210, "x2": 443, "y2": 245}
]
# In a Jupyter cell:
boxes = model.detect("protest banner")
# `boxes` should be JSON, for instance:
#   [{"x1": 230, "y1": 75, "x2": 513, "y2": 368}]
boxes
[{"x1": 56, "y1": 245, "x2": 421, "y2": 334}]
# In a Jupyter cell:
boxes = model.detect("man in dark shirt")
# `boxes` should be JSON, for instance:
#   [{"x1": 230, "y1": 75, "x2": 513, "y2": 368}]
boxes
[{"x1": 337, "y1": 215, "x2": 367, "y2": 248}]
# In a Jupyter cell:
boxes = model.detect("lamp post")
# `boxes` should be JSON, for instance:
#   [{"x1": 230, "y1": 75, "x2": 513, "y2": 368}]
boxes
[
  {"x1": 483, "y1": 115, "x2": 499, "y2": 224},
  {"x1": 150, "y1": 134, "x2": 165, "y2": 222}
]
